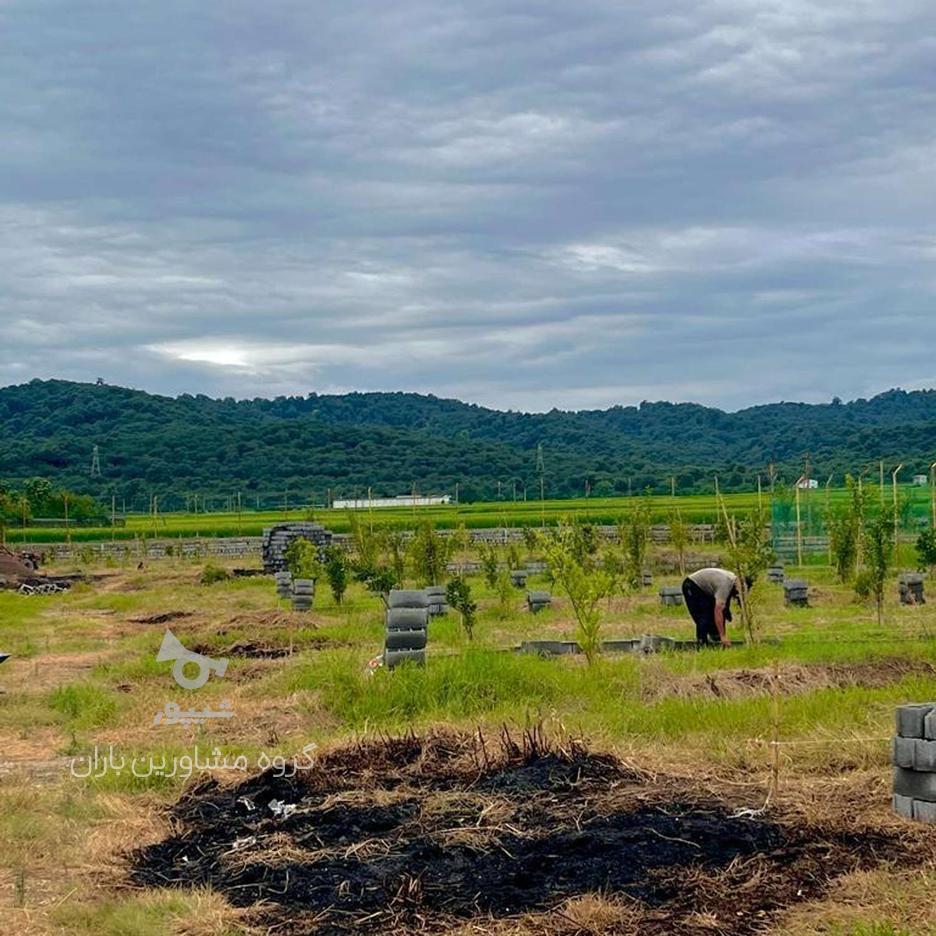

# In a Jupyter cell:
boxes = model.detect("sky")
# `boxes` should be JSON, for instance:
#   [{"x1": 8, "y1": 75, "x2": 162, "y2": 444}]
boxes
[{"x1": 1, "y1": 1, "x2": 935, "y2": 413}]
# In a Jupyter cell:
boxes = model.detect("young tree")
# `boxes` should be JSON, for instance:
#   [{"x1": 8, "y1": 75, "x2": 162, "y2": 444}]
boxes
[
  {"x1": 719, "y1": 505, "x2": 773, "y2": 644},
  {"x1": 476, "y1": 541, "x2": 500, "y2": 589},
  {"x1": 445, "y1": 575, "x2": 478, "y2": 641},
  {"x1": 495, "y1": 568, "x2": 514, "y2": 619},
  {"x1": 539, "y1": 527, "x2": 614, "y2": 665},
  {"x1": 620, "y1": 493, "x2": 652, "y2": 589},
  {"x1": 323, "y1": 545, "x2": 349, "y2": 605},
  {"x1": 857, "y1": 507, "x2": 895, "y2": 627},
  {"x1": 384, "y1": 530, "x2": 408, "y2": 587},
  {"x1": 667, "y1": 509, "x2": 689, "y2": 576},
  {"x1": 284, "y1": 537, "x2": 321, "y2": 580},
  {"x1": 409, "y1": 522, "x2": 452, "y2": 586},
  {"x1": 916, "y1": 527, "x2": 936, "y2": 577},
  {"x1": 827, "y1": 510, "x2": 858, "y2": 583}
]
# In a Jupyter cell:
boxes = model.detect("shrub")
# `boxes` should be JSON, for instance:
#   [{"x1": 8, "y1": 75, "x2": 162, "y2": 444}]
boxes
[
  {"x1": 445, "y1": 575, "x2": 478, "y2": 641},
  {"x1": 199, "y1": 562, "x2": 229, "y2": 585}
]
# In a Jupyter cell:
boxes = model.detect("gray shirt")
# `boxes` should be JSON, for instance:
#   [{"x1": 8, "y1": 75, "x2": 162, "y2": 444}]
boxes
[{"x1": 688, "y1": 568, "x2": 737, "y2": 604}]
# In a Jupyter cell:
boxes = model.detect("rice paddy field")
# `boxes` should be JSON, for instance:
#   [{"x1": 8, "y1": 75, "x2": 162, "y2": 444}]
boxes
[
  {"x1": 10, "y1": 483, "x2": 936, "y2": 543},
  {"x1": 2, "y1": 538, "x2": 936, "y2": 936}
]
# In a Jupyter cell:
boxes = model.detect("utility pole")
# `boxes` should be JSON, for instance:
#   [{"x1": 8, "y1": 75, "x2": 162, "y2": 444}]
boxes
[
  {"x1": 535, "y1": 443, "x2": 545, "y2": 521},
  {"x1": 930, "y1": 462, "x2": 936, "y2": 530},
  {"x1": 892, "y1": 463, "x2": 903, "y2": 545},
  {"x1": 879, "y1": 460, "x2": 885, "y2": 506},
  {"x1": 90, "y1": 445, "x2": 102, "y2": 479},
  {"x1": 671, "y1": 476, "x2": 676, "y2": 500}
]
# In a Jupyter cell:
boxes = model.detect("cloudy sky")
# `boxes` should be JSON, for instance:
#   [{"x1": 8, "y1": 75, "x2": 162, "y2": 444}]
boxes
[{"x1": 2, "y1": 1, "x2": 935, "y2": 412}]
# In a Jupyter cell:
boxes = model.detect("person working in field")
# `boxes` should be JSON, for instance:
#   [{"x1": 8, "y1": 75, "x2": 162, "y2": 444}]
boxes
[{"x1": 681, "y1": 567, "x2": 748, "y2": 647}]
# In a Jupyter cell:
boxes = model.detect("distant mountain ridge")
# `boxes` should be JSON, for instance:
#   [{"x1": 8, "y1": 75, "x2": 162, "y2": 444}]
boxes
[{"x1": 2, "y1": 379, "x2": 936, "y2": 504}]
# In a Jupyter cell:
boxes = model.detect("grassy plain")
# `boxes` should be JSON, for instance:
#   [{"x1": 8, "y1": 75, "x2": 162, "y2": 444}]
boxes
[{"x1": 2, "y1": 547, "x2": 936, "y2": 934}]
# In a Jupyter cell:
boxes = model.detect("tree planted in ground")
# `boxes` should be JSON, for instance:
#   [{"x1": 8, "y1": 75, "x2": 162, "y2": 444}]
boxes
[
  {"x1": 539, "y1": 527, "x2": 614, "y2": 665},
  {"x1": 445, "y1": 575, "x2": 478, "y2": 641},
  {"x1": 384, "y1": 530, "x2": 407, "y2": 587},
  {"x1": 495, "y1": 569, "x2": 514, "y2": 619},
  {"x1": 284, "y1": 537, "x2": 321, "y2": 580},
  {"x1": 476, "y1": 542, "x2": 500, "y2": 589},
  {"x1": 827, "y1": 509, "x2": 858, "y2": 583},
  {"x1": 719, "y1": 504, "x2": 773, "y2": 643},
  {"x1": 856, "y1": 507, "x2": 895, "y2": 627},
  {"x1": 348, "y1": 513, "x2": 380, "y2": 573},
  {"x1": 620, "y1": 493, "x2": 652, "y2": 589},
  {"x1": 916, "y1": 527, "x2": 936, "y2": 576},
  {"x1": 409, "y1": 522, "x2": 452, "y2": 586},
  {"x1": 667, "y1": 509, "x2": 689, "y2": 576},
  {"x1": 323, "y1": 546, "x2": 349, "y2": 605}
]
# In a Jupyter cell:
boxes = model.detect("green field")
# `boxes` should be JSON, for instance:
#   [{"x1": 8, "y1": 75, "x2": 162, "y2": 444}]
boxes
[
  {"x1": 3, "y1": 544, "x2": 936, "y2": 934},
  {"x1": 7, "y1": 484, "x2": 934, "y2": 544}
]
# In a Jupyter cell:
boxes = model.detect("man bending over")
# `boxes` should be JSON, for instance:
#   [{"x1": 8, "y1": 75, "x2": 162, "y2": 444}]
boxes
[{"x1": 681, "y1": 567, "x2": 745, "y2": 647}]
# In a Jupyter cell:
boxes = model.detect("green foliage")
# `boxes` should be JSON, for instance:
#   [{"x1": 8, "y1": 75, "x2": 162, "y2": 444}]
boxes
[
  {"x1": 667, "y1": 509, "x2": 689, "y2": 576},
  {"x1": 494, "y1": 569, "x2": 514, "y2": 619},
  {"x1": 476, "y1": 542, "x2": 500, "y2": 589},
  {"x1": 48, "y1": 684, "x2": 118, "y2": 730},
  {"x1": 284, "y1": 536, "x2": 321, "y2": 580},
  {"x1": 720, "y1": 505, "x2": 773, "y2": 643},
  {"x1": 539, "y1": 526, "x2": 614, "y2": 664},
  {"x1": 445, "y1": 574, "x2": 478, "y2": 640},
  {"x1": 620, "y1": 493, "x2": 652, "y2": 589},
  {"x1": 408, "y1": 522, "x2": 452, "y2": 587},
  {"x1": 860, "y1": 507, "x2": 895, "y2": 626},
  {"x1": 12, "y1": 380, "x2": 936, "y2": 505},
  {"x1": 917, "y1": 527, "x2": 936, "y2": 575},
  {"x1": 199, "y1": 562, "x2": 230, "y2": 585},
  {"x1": 323, "y1": 546, "x2": 349, "y2": 605}
]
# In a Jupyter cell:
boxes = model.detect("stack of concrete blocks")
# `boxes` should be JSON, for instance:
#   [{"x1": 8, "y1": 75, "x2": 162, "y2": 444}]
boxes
[
  {"x1": 510, "y1": 569, "x2": 528, "y2": 588},
  {"x1": 425, "y1": 585, "x2": 448, "y2": 616},
  {"x1": 783, "y1": 579, "x2": 809, "y2": 607},
  {"x1": 766, "y1": 564, "x2": 785, "y2": 584},
  {"x1": 261, "y1": 523, "x2": 333, "y2": 573},
  {"x1": 384, "y1": 589, "x2": 429, "y2": 669},
  {"x1": 526, "y1": 590, "x2": 551, "y2": 613},
  {"x1": 659, "y1": 585, "x2": 684, "y2": 607},
  {"x1": 900, "y1": 573, "x2": 926, "y2": 606},
  {"x1": 893, "y1": 703, "x2": 936, "y2": 824},
  {"x1": 641, "y1": 570, "x2": 653, "y2": 588},
  {"x1": 274, "y1": 570, "x2": 292, "y2": 599}
]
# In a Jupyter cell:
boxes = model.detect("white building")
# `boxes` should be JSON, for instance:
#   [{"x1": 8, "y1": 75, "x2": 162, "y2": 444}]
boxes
[
  {"x1": 332, "y1": 494, "x2": 452, "y2": 510},
  {"x1": 795, "y1": 478, "x2": 819, "y2": 490},
  {"x1": 913, "y1": 475, "x2": 929, "y2": 487}
]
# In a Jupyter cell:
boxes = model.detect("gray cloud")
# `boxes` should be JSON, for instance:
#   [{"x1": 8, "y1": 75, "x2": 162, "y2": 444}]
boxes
[{"x1": 1, "y1": 0, "x2": 935, "y2": 410}]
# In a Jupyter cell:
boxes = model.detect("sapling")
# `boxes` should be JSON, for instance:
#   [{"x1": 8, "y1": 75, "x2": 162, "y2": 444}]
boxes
[{"x1": 445, "y1": 575, "x2": 478, "y2": 641}]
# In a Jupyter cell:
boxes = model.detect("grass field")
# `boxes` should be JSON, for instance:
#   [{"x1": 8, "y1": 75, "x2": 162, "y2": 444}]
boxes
[
  {"x1": 2, "y1": 541, "x2": 936, "y2": 934},
  {"x1": 8, "y1": 484, "x2": 936, "y2": 543}
]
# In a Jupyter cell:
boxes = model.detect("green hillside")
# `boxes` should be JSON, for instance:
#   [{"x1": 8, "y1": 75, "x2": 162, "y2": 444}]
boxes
[{"x1": 2, "y1": 379, "x2": 935, "y2": 508}]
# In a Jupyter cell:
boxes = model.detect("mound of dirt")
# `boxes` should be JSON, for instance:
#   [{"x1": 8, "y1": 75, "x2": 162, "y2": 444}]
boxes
[
  {"x1": 0, "y1": 548, "x2": 39, "y2": 585},
  {"x1": 650, "y1": 658, "x2": 936, "y2": 701},
  {"x1": 130, "y1": 730, "x2": 922, "y2": 935}
]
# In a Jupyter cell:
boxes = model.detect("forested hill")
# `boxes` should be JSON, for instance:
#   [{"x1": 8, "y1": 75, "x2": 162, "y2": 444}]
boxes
[{"x1": 3, "y1": 379, "x2": 936, "y2": 503}]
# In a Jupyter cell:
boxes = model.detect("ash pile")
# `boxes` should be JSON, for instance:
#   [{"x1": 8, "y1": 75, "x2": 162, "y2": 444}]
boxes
[{"x1": 261, "y1": 523, "x2": 333, "y2": 573}]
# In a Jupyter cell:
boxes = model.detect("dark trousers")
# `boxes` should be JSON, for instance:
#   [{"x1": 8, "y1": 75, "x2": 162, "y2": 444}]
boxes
[{"x1": 682, "y1": 578, "x2": 726, "y2": 645}]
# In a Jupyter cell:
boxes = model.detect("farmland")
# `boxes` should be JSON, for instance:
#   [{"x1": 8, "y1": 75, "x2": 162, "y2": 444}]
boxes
[
  {"x1": 2, "y1": 538, "x2": 936, "y2": 935},
  {"x1": 8, "y1": 483, "x2": 936, "y2": 544}
]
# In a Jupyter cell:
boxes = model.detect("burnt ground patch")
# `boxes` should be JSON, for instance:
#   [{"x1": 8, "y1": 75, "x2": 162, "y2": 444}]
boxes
[{"x1": 131, "y1": 731, "x2": 925, "y2": 935}]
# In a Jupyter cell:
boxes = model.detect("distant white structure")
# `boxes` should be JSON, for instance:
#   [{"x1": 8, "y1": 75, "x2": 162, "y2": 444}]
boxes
[
  {"x1": 913, "y1": 475, "x2": 929, "y2": 487},
  {"x1": 332, "y1": 494, "x2": 452, "y2": 510},
  {"x1": 795, "y1": 478, "x2": 819, "y2": 490}
]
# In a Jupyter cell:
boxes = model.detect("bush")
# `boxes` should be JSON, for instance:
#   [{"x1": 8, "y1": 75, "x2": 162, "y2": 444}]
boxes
[{"x1": 199, "y1": 562, "x2": 230, "y2": 585}]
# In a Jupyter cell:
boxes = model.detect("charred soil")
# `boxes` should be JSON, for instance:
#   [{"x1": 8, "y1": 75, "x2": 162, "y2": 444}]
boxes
[{"x1": 131, "y1": 730, "x2": 927, "y2": 935}]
